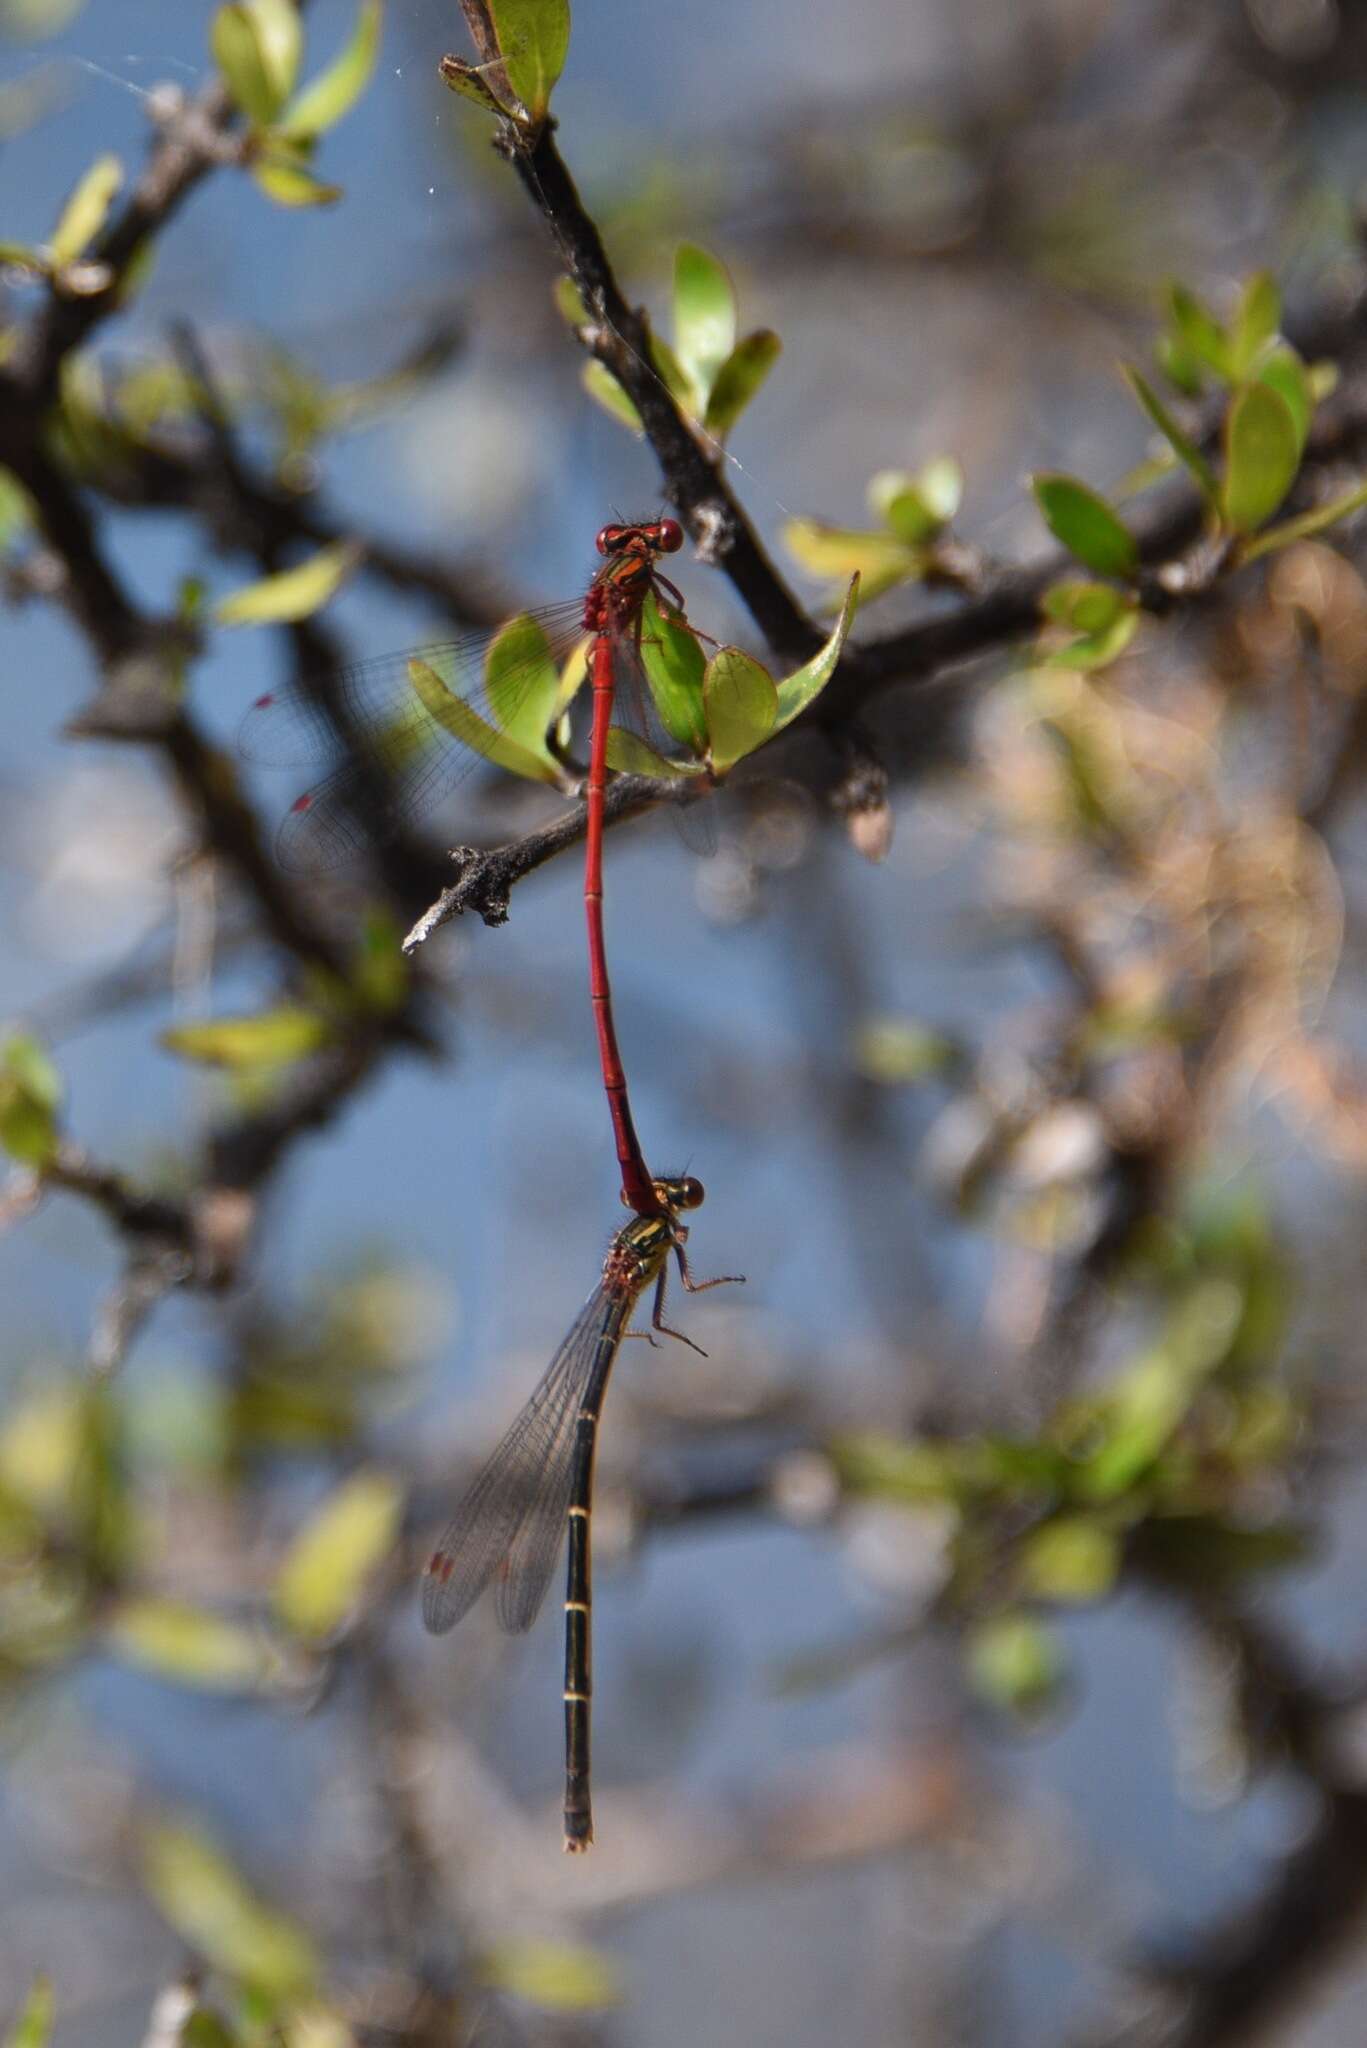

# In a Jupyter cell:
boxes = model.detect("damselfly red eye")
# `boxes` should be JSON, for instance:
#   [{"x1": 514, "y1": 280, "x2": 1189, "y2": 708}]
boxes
[{"x1": 652, "y1": 518, "x2": 684, "y2": 554}]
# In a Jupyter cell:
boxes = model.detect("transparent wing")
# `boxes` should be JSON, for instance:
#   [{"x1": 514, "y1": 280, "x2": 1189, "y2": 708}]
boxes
[{"x1": 421, "y1": 1284, "x2": 634, "y2": 1637}]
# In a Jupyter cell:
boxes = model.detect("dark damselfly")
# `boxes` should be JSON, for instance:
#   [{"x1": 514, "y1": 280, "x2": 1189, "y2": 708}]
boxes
[{"x1": 421, "y1": 1175, "x2": 740, "y2": 1851}]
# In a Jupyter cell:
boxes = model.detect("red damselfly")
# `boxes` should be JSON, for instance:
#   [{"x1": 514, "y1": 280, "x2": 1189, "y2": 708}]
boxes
[{"x1": 421, "y1": 1173, "x2": 740, "y2": 1851}]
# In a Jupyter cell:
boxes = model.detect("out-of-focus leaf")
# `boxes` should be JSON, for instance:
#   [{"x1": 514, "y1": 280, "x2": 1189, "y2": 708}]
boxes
[
  {"x1": 603, "y1": 729, "x2": 699, "y2": 778},
  {"x1": 1042, "y1": 580, "x2": 1128, "y2": 634},
  {"x1": 107, "y1": 1598, "x2": 280, "y2": 1693},
  {"x1": 968, "y1": 1611, "x2": 1065, "y2": 1718},
  {"x1": 486, "y1": 0, "x2": 569, "y2": 122},
  {"x1": 638, "y1": 589, "x2": 707, "y2": 753},
  {"x1": 673, "y1": 243, "x2": 735, "y2": 408},
  {"x1": 1229, "y1": 270, "x2": 1280, "y2": 382},
  {"x1": 1240, "y1": 477, "x2": 1367, "y2": 564},
  {"x1": 273, "y1": 1468, "x2": 403, "y2": 1642},
  {"x1": 277, "y1": 0, "x2": 381, "y2": 140},
  {"x1": 704, "y1": 648, "x2": 776, "y2": 773},
  {"x1": 0, "y1": 242, "x2": 45, "y2": 273},
  {"x1": 783, "y1": 516, "x2": 921, "y2": 603},
  {"x1": 1223, "y1": 381, "x2": 1300, "y2": 534},
  {"x1": 1076, "y1": 1278, "x2": 1245, "y2": 1500},
  {"x1": 480, "y1": 1937, "x2": 621, "y2": 2014},
  {"x1": 702, "y1": 329, "x2": 781, "y2": 438},
  {"x1": 870, "y1": 457, "x2": 962, "y2": 545},
  {"x1": 1123, "y1": 367, "x2": 1219, "y2": 506},
  {"x1": 408, "y1": 658, "x2": 561, "y2": 783},
  {"x1": 1257, "y1": 345, "x2": 1312, "y2": 454},
  {"x1": 182, "y1": 2011, "x2": 239, "y2": 2048},
  {"x1": 215, "y1": 541, "x2": 360, "y2": 625},
  {"x1": 283, "y1": 2009, "x2": 355, "y2": 2048},
  {"x1": 142, "y1": 1822, "x2": 317, "y2": 2003},
  {"x1": 350, "y1": 913, "x2": 410, "y2": 1015},
  {"x1": 1167, "y1": 282, "x2": 1230, "y2": 379},
  {"x1": 3, "y1": 1974, "x2": 52, "y2": 2048},
  {"x1": 1156, "y1": 330, "x2": 1204, "y2": 398},
  {"x1": 853, "y1": 1018, "x2": 959, "y2": 1084},
  {"x1": 553, "y1": 273, "x2": 589, "y2": 326},
  {"x1": 250, "y1": 154, "x2": 344, "y2": 208},
  {"x1": 47, "y1": 152, "x2": 120, "y2": 266},
  {"x1": 162, "y1": 1008, "x2": 332, "y2": 1070},
  {"x1": 1043, "y1": 603, "x2": 1139, "y2": 673},
  {"x1": 773, "y1": 575, "x2": 858, "y2": 729},
  {"x1": 1032, "y1": 474, "x2": 1137, "y2": 579},
  {"x1": 0, "y1": 1386, "x2": 85, "y2": 1513},
  {"x1": 212, "y1": 0, "x2": 300, "y2": 125},
  {"x1": 0, "y1": 1034, "x2": 61, "y2": 1167},
  {"x1": 1019, "y1": 1516, "x2": 1120, "y2": 1602},
  {"x1": 829, "y1": 1431, "x2": 959, "y2": 1504},
  {"x1": 582, "y1": 358, "x2": 642, "y2": 433}
]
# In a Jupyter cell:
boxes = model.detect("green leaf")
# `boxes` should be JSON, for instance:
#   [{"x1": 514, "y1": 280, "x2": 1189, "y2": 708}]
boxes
[
  {"x1": 142, "y1": 1822, "x2": 317, "y2": 2003},
  {"x1": 1156, "y1": 330, "x2": 1204, "y2": 398},
  {"x1": 182, "y1": 2012, "x2": 238, "y2": 2048},
  {"x1": 782, "y1": 517, "x2": 922, "y2": 605},
  {"x1": 603, "y1": 729, "x2": 699, "y2": 778},
  {"x1": 0, "y1": 1034, "x2": 61, "y2": 1168},
  {"x1": 1257, "y1": 345, "x2": 1312, "y2": 454},
  {"x1": 637, "y1": 590, "x2": 707, "y2": 753},
  {"x1": 703, "y1": 649, "x2": 777, "y2": 774},
  {"x1": 1032, "y1": 474, "x2": 1138, "y2": 579},
  {"x1": 215, "y1": 540, "x2": 360, "y2": 625},
  {"x1": 702, "y1": 329, "x2": 781, "y2": 439},
  {"x1": 870, "y1": 459, "x2": 961, "y2": 545},
  {"x1": 1223, "y1": 380, "x2": 1300, "y2": 534},
  {"x1": 277, "y1": 0, "x2": 381, "y2": 139},
  {"x1": 1123, "y1": 366, "x2": 1219, "y2": 507},
  {"x1": 968, "y1": 1612, "x2": 1065, "y2": 1718},
  {"x1": 107, "y1": 1598, "x2": 279, "y2": 1692},
  {"x1": 274, "y1": 1469, "x2": 402, "y2": 1641},
  {"x1": 48, "y1": 153, "x2": 121, "y2": 267},
  {"x1": 1019, "y1": 1517, "x2": 1120, "y2": 1602},
  {"x1": 1240, "y1": 477, "x2": 1367, "y2": 564},
  {"x1": 773, "y1": 575, "x2": 858, "y2": 729},
  {"x1": 486, "y1": 0, "x2": 570, "y2": 122},
  {"x1": 1041, "y1": 580, "x2": 1128, "y2": 634},
  {"x1": 553, "y1": 273, "x2": 589, "y2": 326},
  {"x1": 4, "y1": 1976, "x2": 52, "y2": 2048},
  {"x1": 482, "y1": 613, "x2": 562, "y2": 756},
  {"x1": 672, "y1": 243, "x2": 736, "y2": 409},
  {"x1": 1168, "y1": 282, "x2": 1230, "y2": 379},
  {"x1": 161, "y1": 1008, "x2": 332, "y2": 1069},
  {"x1": 0, "y1": 242, "x2": 45, "y2": 275},
  {"x1": 852, "y1": 1017, "x2": 959, "y2": 1084},
  {"x1": 480, "y1": 1938, "x2": 621, "y2": 2014},
  {"x1": 1229, "y1": 270, "x2": 1280, "y2": 382},
  {"x1": 582, "y1": 358, "x2": 643, "y2": 433},
  {"x1": 212, "y1": 0, "x2": 301, "y2": 125},
  {"x1": 407, "y1": 658, "x2": 561, "y2": 784},
  {"x1": 250, "y1": 153, "x2": 343, "y2": 207}
]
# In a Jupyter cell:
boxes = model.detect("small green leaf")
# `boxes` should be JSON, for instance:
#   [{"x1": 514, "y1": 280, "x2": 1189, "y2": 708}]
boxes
[
  {"x1": 1256, "y1": 344, "x2": 1312, "y2": 454},
  {"x1": 582, "y1": 358, "x2": 643, "y2": 433},
  {"x1": 408, "y1": 658, "x2": 561, "y2": 783},
  {"x1": 702, "y1": 329, "x2": 780, "y2": 439},
  {"x1": 968, "y1": 1612, "x2": 1065, "y2": 1718},
  {"x1": 603, "y1": 729, "x2": 699, "y2": 778},
  {"x1": 672, "y1": 243, "x2": 736, "y2": 409},
  {"x1": 1156, "y1": 330, "x2": 1204, "y2": 398},
  {"x1": 250, "y1": 153, "x2": 343, "y2": 207},
  {"x1": 773, "y1": 575, "x2": 858, "y2": 729},
  {"x1": 782, "y1": 517, "x2": 922, "y2": 605},
  {"x1": 142, "y1": 1822, "x2": 317, "y2": 2003},
  {"x1": 215, "y1": 540, "x2": 360, "y2": 625},
  {"x1": 1045, "y1": 606, "x2": 1138, "y2": 672},
  {"x1": 480, "y1": 1937, "x2": 621, "y2": 2014},
  {"x1": 48, "y1": 153, "x2": 121, "y2": 267},
  {"x1": 107, "y1": 1598, "x2": 278, "y2": 1692},
  {"x1": 1123, "y1": 366, "x2": 1219, "y2": 506},
  {"x1": 0, "y1": 1035, "x2": 61, "y2": 1168},
  {"x1": 4, "y1": 1976, "x2": 52, "y2": 2048},
  {"x1": 1240, "y1": 477, "x2": 1367, "y2": 564},
  {"x1": 553, "y1": 273, "x2": 590, "y2": 326},
  {"x1": 1223, "y1": 380, "x2": 1300, "y2": 534},
  {"x1": 274, "y1": 1468, "x2": 402, "y2": 1641},
  {"x1": 870, "y1": 459, "x2": 961, "y2": 544},
  {"x1": 276, "y1": 0, "x2": 381, "y2": 140},
  {"x1": 1041, "y1": 580, "x2": 1128, "y2": 634},
  {"x1": 181, "y1": 2012, "x2": 238, "y2": 2048},
  {"x1": 212, "y1": 1, "x2": 300, "y2": 125},
  {"x1": 162, "y1": 1008, "x2": 332, "y2": 1069},
  {"x1": 1019, "y1": 1517, "x2": 1120, "y2": 1602},
  {"x1": 482, "y1": 613, "x2": 562, "y2": 756},
  {"x1": 637, "y1": 590, "x2": 707, "y2": 753},
  {"x1": 486, "y1": 0, "x2": 570, "y2": 123},
  {"x1": 1032, "y1": 474, "x2": 1138, "y2": 579},
  {"x1": 704, "y1": 648, "x2": 777, "y2": 773},
  {"x1": 1229, "y1": 270, "x2": 1280, "y2": 382},
  {"x1": 1167, "y1": 282, "x2": 1230, "y2": 379}
]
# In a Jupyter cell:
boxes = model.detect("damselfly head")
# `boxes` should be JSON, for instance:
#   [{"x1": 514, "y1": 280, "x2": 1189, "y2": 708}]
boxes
[
  {"x1": 594, "y1": 518, "x2": 684, "y2": 559},
  {"x1": 654, "y1": 1173, "x2": 705, "y2": 1214}
]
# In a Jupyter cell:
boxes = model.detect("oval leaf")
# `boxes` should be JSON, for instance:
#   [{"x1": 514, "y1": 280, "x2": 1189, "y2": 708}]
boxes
[
  {"x1": 482, "y1": 613, "x2": 561, "y2": 752},
  {"x1": 1168, "y1": 282, "x2": 1230, "y2": 379},
  {"x1": 277, "y1": 0, "x2": 382, "y2": 140},
  {"x1": 1224, "y1": 381, "x2": 1300, "y2": 534},
  {"x1": 162, "y1": 1007, "x2": 332, "y2": 1069},
  {"x1": 1257, "y1": 345, "x2": 1312, "y2": 454},
  {"x1": 603, "y1": 729, "x2": 699, "y2": 779},
  {"x1": 142, "y1": 1823, "x2": 316, "y2": 2002},
  {"x1": 1019, "y1": 1517, "x2": 1120, "y2": 1602},
  {"x1": 703, "y1": 329, "x2": 780, "y2": 439},
  {"x1": 107, "y1": 1598, "x2": 278, "y2": 1692},
  {"x1": 673, "y1": 243, "x2": 736, "y2": 406},
  {"x1": 487, "y1": 0, "x2": 570, "y2": 122},
  {"x1": 638, "y1": 590, "x2": 707, "y2": 753},
  {"x1": 212, "y1": 2, "x2": 294, "y2": 125},
  {"x1": 48, "y1": 153, "x2": 121, "y2": 268},
  {"x1": 215, "y1": 540, "x2": 360, "y2": 625},
  {"x1": 704, "y1": 648, "x2": 776, "y2": 774},
  {"x1": 0, "y1": 1035, "x2": 61, "y2": 1168},
  {"x1": 774, "y1": 574, "x2": 859, "y2": 731},
  {"x1": 968, "y1": 1611, "x2": 1065, "y2": 1719},
  {"x1": 251, "y1": 154, "x2": 343, "y2": 208},
  {"x1": 480, "y1": 1938, "x2": 621, "y2": 2014},
  {"x1": 1032, "y1": 474, "x2": 1137, "y2": 579},
  {"x1": 582, "y1": 358, "x2": 642, "y2": 434},
  {"x1": 274, "y1": 1469, "x2": 402, "y2": 1641},
  {"x1": 408, "y1": 658, "x2": 560, "y2": 783}
]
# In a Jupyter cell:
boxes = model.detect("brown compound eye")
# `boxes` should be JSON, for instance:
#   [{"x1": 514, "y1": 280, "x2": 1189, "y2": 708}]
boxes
[
  {"x1": 595, "y1": 524, "x2": 628, "y2": 556},
  {"x1": 677, "y1": 1175, "x2": 705, "y2": 1210},
  {"x1": 652, "y1": 518, "x2": 684, "y2": 555}
]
